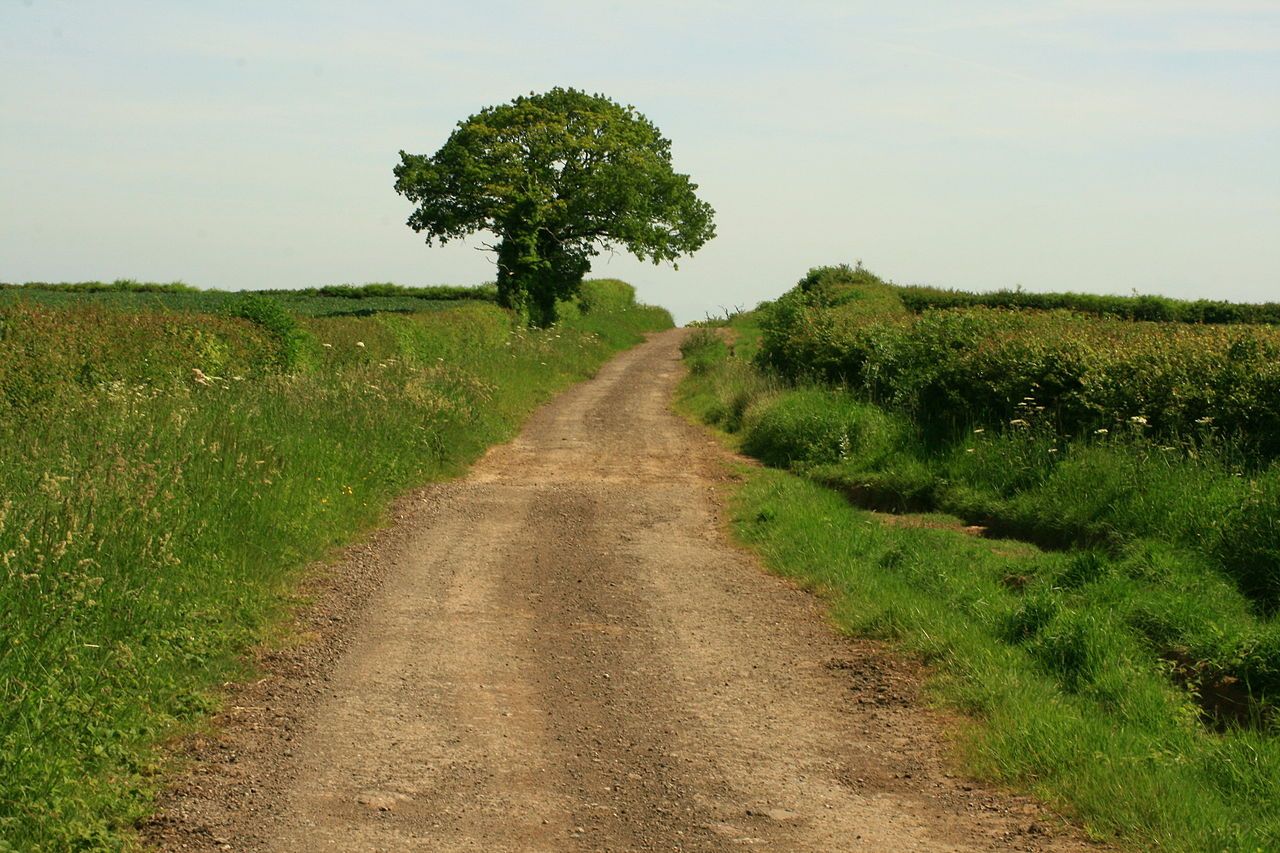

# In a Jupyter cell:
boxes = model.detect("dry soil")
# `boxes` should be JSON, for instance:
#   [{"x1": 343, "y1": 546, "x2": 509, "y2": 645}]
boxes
[{"x1": 145, "y1": 329, "x2": 1097, "y2": 852}]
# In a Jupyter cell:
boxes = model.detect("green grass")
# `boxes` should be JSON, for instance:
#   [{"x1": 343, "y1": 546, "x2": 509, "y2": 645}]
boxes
[
  {"x1": 0, "y1": 279, "x2": 670, "y2": 850},
  {"x1": 755, "y1": 266, "x2": 1280, "y2": 458},
  {"x1": 679, "y1": 316, "x2": 1280, "y2": 851},
  {"x1": 727, "y1": 470, "x2": 1277, "y2": 849}
]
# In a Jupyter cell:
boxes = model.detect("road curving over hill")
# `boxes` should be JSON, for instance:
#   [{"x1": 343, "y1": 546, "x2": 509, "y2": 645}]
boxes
[{"x1": 147, "y1": 329, "x2": 1096, "y2": 852}]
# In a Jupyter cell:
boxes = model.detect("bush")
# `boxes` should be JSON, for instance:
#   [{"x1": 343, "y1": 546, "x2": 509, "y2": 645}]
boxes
[
  {"x1": 577, "y1": 278, "x2": 638, "y2": 314},
  {"x1": 742, "y1": 388, "x2": 907, "y2": 470},
  {"x1": 226, "y1": 294, "x2": 311, "y2": 370},
  {"x1": 760, "y1": 291, "x2": 1280, "y2": 457}
]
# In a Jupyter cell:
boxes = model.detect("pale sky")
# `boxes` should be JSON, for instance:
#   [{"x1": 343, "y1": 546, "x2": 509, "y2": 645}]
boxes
[{"x1": 2, "y1": 1, "x2": 1277, "y2": 323}]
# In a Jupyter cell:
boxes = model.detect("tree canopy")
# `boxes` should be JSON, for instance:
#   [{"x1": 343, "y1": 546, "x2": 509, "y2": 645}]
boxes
[{"x1": 394, "y1": 88, "x2": 716, "y2": 325}]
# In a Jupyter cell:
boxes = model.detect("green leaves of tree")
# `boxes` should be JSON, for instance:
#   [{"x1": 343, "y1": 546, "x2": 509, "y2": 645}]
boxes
[{"x1": 394, "y1": 88, "x2": 715, "y2": 325}]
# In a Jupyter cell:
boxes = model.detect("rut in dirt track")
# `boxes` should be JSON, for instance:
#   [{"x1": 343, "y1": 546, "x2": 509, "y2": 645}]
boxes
[{"x1": 152, "y1": 329, "x2": 1095, "y2": 852}]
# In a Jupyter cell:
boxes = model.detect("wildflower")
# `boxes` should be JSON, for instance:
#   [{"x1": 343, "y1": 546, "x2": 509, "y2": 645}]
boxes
[
  {"x1": 1094, "y1": 428, "x2": 1109, "y2": 435},
  {"x1": 1195, "y1": 416, "x2": 1214, "y2": 425},
  {"x1": 1048, "y1": 448, "x2": 1058, "y2": 454},
  {"x1": 1009, "y1": 418, "x2": 1029, "y2": 427},
  {"x1": 1129, "y1": 416, "x2": 1148, "y2": 425}
]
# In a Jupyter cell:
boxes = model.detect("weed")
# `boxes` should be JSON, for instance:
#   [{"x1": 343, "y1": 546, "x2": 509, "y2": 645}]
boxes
[
  {"x1": 678, "y1": 281, "x2": 1280, "y2": 849},
  {"x1": 0, "y1": 281, "x2": 670, "y2": 848}
]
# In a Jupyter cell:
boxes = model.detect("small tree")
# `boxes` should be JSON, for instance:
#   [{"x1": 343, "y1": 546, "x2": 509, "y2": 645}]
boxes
[{"x1": 394, "y1": 88, "x2": 715, "y2": 326}]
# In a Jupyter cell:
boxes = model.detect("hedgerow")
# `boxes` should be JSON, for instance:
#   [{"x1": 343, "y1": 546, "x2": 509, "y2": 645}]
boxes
[
  {"x1": 757, "y1": 267, "x2": 1280, "y2": 458},
  {"x1": 897, "y1": 284, "x2": 1280, "y2": 325}
]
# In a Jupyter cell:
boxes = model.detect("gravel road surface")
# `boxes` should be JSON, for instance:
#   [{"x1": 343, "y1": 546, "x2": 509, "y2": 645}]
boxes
[{"x1": 146, "y1": 329, "x2": 1094, "y2": 852}]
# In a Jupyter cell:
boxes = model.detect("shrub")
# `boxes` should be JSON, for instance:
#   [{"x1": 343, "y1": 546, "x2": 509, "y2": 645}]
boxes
[
  {"x1": 759, "y1": 289, "x2": 1280, "y2": 457},
  {"x1": 226, "y1": 294, "x2": 311, "y2": 370},
  {"x1": 742, "y1": 388, "x2": 907, "y2": 470}
]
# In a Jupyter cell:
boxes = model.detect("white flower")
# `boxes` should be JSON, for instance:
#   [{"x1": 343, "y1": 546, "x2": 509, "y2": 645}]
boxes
[
  {"x1": 1094, "y1": 428, "x2": 1109, "y2": 435},
  {"x1": 1129, "y1": 415, "x2": 1148, "y2": 425}
]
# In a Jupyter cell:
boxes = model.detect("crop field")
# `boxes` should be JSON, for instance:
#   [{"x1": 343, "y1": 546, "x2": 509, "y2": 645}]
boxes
[
  {"x1": 0, "y1": 280, "x2": 495, "y2": 318},
  {"x1": 757, "y1": 267, "x2": 1280, "y2": 456},
  {"x1": 894, "y1": 283, "x2": 1280, "y2": 325},
  {"x1": 679, "y1": 266, "x2": 1280, "y2": 850},
  {"x1": 0, "y1": 280, "x2": 671, "y2": 849}
]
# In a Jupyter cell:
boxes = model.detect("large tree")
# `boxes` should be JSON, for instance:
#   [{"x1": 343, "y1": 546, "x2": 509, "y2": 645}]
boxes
[{"x1": 394, "y1": 88, "x2": 716, "y2": 326}]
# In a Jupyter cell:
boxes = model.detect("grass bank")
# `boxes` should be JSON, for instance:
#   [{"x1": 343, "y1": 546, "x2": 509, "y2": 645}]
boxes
[
  {"x1": 0, "y1": 279, "x2": 670, "y2": 850},
  {"x1": 678, "y1": 281, "x2": 1280, "y2": 850}
]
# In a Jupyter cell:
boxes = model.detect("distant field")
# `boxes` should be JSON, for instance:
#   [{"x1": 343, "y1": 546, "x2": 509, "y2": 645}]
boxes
[
  {"x1": 895, "y1": 281, "x2": 1280, "y2": 325},
  {"x1": 0, "y1": 279, "x2": 496, "y2": 317}
]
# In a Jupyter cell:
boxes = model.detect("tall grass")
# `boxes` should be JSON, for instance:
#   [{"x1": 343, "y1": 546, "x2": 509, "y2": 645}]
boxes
[
  {"x1": 0, "y1": 280, "x2": 670, "y2": 850},
  {"x1": 756, "y1": 266, "x2": 1280, "y2": 458},
  {"x1": 727, "y1": 470, "x2": 1279, "y2": 849},
  {"x1": 678, "y1": 288, "x2": 1280, "y2": 850}
]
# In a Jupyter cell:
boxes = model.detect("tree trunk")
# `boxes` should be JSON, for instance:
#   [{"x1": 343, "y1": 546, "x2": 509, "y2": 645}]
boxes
[{"x1": 495, "y1": 219, "x2": 591, "y2": 327}]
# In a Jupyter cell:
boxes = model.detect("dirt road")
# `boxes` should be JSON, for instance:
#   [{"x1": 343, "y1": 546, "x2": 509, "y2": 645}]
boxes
[{"x1": 148, "y1": 330, "x2": 1092, "y2": 851}]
